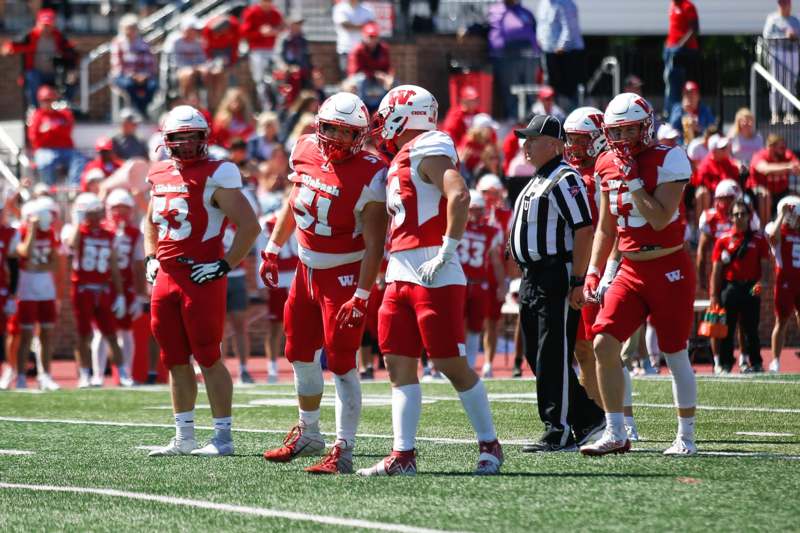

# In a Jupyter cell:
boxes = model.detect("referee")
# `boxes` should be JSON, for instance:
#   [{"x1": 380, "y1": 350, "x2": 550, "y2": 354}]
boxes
[{"x1": 509, "y1": 114, "x2": 605, "y2": 452}]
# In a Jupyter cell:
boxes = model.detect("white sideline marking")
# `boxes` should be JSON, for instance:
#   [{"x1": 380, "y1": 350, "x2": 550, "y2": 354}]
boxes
[
  {"x1": 736, "y1": 431, "x2": 795, "y2": 437},
  {"x1": 698, "y1": 451, "x2": 800, "y2": 460},
  {"x1": 0, "y1": 482, "x2": 463, "y2": 533},
  {"x1": 636, "y1": 403, "x2": 800, "y2": 414},
  {"x1": 0, "y1": 450, "x2": 34, "y2": 456}
]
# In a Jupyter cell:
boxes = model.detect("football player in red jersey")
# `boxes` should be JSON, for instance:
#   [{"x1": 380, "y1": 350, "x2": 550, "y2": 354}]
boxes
[
  {"x1": 766, "y1": 195, "x2": 800, "y2": 373},
  {"x1": 145, "y1": 105, "x2": 260, "y2": 457},
  {"x1": 14, "y1": 198, "x2": 59, "y2": 390},
  {"x1": 474, "y1": 174, "x2": 511, "y2": 377},
  {"x1": 259, "y1": 92, "x2": 389, "y2": 474},
  {"x1": 358, "y1": 85, "x2": 502, "y2": 477},
  {"x1": 581, "y1": 93, "x2": 698, "y2": 457},
  {"x1": 65, "y1": 193, "x2": 130, "y2": 387},
  {"x1": 459, "y1": 190, "x2": 504, "y2": 370}
]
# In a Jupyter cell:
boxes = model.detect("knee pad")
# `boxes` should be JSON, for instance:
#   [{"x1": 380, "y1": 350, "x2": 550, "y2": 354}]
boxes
[
  {"x1": 293, "y1": 349, "x2": 324, "y2": 396},
  {"x1": 665, "y1": 350, "x2": 697, "y2": 408}
]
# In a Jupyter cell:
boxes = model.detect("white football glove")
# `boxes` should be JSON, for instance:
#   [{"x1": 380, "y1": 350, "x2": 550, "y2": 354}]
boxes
[
  {"x1": 418, "y1": 236, "x2": 459, "y2": 285},
  {"x1": 3, "y1": 298, "x2": 16, "y2": 316},
  {"x1": 112, "y1": 294, "x2": 126, "y2": 319},
  {"x1": 145, "y1": 256, "x2": 160, "y2": 285},
  {"x1": 189, "y1": 259, "x2": 231, "y2": 284},
  {"x1": 596, "y1": 259, "x2": 620, "y2": 305},
  {"x1": 128, "y1": 295, "x2": 146, "y2": 319}
]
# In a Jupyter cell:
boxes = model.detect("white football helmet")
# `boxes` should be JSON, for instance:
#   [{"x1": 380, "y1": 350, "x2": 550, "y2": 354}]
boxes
[
  {"x1": 603, "y1": 93, "x2": 656, "y2": 156},
  {"x1": 714, "y1": 179, "x2": 742, "y2": 200},
  {"x1": 777, "y1": 195, "x2": 800, "y2": 227},
  {"x1": 476, "y1": 174, "x2": 503, "y2": 192},
  {"x1": 22, "y1": 198, "x2": 54, "y2": 231},
  {"x1": 162, "y1": 105, "x2": 209, "y2": 164},
  {"x1": 316, "y1": 92, "x2": 369, "y2": 162},
  {"x1": 564, "y1": 106, "x2": 607, "y2": 167},
  {"x1": 105, "y1": 188, "x2": 136, "y2": 208},
  {"x1": 469, "y1": 189, "x2": 485, "y2": 210},
  {"x1": 73, "y1": 192, "x2": 104, "y2": 222},
  {"x1": 373, "y1": 84, "x2": 438, "y2": 154}
]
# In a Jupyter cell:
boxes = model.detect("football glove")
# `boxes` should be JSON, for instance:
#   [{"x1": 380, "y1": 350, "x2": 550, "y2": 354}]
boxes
[
  {"x1": 583, "y1": 273, "x2": 600, "y2": 304},
  {"x1": 336, "y1": 289, "x2": 369, "y2": 329},
  {"x1": 259, "y1": 249, "x2": 279, "y2": 289},
  {"x1": 145, "y1": 255, "x2": 159, "y2": 285},
  {"x1": 596, "y1": 259, "x2": 621, "y2": 305},
  {"x1": 112, "y1": 293, "x2": 126, "y2": 319},
  {"x1": 129, "y1": 295, "x2": 146, "y2": 319},
  {"x1": 189, "y1": 259, "x2": 231, "y2": 284},
  {"x1": 418, "y1": 236, "x2": 459, "y2": 285}
]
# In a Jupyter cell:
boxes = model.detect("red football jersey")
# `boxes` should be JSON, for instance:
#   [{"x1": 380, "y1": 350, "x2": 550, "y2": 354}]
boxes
[
  {"x1": 71, "y1": 222, "x2": 116, "y2": 285},
  {"x1": 103, "y1": 220, "x2": 143, "y2": 285},
  {"x1": 387, "y1": 131, "x2": 459, "y2": 252},
  {"x1": 459, "y1": 219, "x2": 502, "y2": 281},
  {"x1": 580, "y1": 164, "x2": 601, "y2": 227},
  {"x1": 771, "y1": 223, "x2": 800, "y2": 281},
  {"x1": 486, "y1": 204, "x2": 513, "y2": 237},
  {"x1": 18, "y1": 224, "x2": 57, "y2": 270},
  {"x1": 597, "y1": 145, "x2": 691, "y2": 253},
  {"x1": 263, "y1": 212, "x2": 299, "y2": 272},
  {"x1": 712, "y1": 230, "x2": 769, "y2": 282},
  {"x1": 288, "y1": 134, "x2": 387, "y2": 266},
  {"x1": 0, "y1": 225, "x2": 18, "y2": 288},
  {"x1": 147, "y1": 159, "x2": 242, "y2": 265}
]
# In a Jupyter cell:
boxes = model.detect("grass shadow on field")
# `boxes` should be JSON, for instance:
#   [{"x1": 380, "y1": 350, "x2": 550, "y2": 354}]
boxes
[
  {"x1": 423, "y1": 471, "x2": 673, "y2": 478},
  {"x1": 700, "y1": 439, "x2": 800, "y2": 445}
]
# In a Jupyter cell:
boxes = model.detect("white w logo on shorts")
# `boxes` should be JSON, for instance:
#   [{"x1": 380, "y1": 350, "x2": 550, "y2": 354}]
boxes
[
  {"x1": 665, "y1": 269, "x2": 683, "y2": 282},
  {"x1": 338, "y1": 275, "x2": 355, "y2": 287}
]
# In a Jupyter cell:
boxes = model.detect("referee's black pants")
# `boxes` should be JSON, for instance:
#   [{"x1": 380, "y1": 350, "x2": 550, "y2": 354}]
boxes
[
  {"x1": 519, "y1": 261, "x2": 605, "y2": 442},
  {"x1": 719, "y1": 280, "x2": 762, "y2": 370}
]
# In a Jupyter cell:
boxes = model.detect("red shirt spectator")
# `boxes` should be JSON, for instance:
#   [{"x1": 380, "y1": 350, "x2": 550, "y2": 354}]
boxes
[
  {"x1": 28, "y1": 105, "x2": 74, "y2": 150},
  {"x1": 666, "y1": 0, "x2": 699, "y2": 50},
  {"x1": 712, "y1": 229, "x2": 769, "y2": 282},
  {"x1": 79, "y1": 137, "x2": 122, "y2": 192},
  {"x1": 694, "y1": 151, "x2": 740, "y2": 192},
  {"x1": 203, "y1": 14, "x2": 241, "y2": 64},
  {"x1": 501, "y1": 128, "x2": 520, "y2": 175},
  {"x1": 241, "y1": 0, "x2": 284, "y2": 51},
  {"x1": 442, "y1": 86, "x2": 481, "y2": 148},
  {"x1": 2, "y1": 9, "x2": 77, "y2": 72},
  {"x1": 347, "y1": 23, "x2": 391, "y2": 79},
  {"x1": 747, "y1": 143, "x2": 800, "y2": 194}
]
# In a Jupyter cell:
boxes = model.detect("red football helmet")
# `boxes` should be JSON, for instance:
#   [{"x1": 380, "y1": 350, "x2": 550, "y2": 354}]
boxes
[
  {"x1": 316, "y1": 92, "x2": 369, "y2": 162},
  {"x1": 162, "y1": 105, "x2": 209, "y2": 164}
]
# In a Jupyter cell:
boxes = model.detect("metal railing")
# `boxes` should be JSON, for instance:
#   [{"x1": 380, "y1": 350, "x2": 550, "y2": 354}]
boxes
[
  {"x1": 578, "y1": 56, "x2": 620, "y2": 108},
  {"x1": 751, "y1": 36, "x2": 800, "y2": 152}
]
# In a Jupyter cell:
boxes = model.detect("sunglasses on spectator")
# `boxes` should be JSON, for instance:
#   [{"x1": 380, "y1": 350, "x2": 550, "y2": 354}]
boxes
[{"x1": 732, "y1": 211, "x2": 748, "y2": 217}]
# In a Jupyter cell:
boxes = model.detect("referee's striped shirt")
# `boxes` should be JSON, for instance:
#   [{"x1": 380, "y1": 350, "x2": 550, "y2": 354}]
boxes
[{"x1": 509, "y1": 156, "x2": 593, "y2": 265}]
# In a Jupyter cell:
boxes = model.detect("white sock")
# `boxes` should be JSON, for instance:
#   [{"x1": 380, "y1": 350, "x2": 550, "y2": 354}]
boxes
[
  {"x1": 713, "y1": 355, "x2": 720, "y2": 367},
  {"x1": 605, "y1": 412, "x2": 625, "y2": 441},
  {"x1": 213, "y1": 416, "x2": 233, "y2": 442},
  {"x1": 299, "y1": 408, "x2": 320, "y2": 432},
  {"x1": 268, "y1": 359, "x2": 278, "y2": 375},
  {"x1": 622, "y1": 368, "x2": 633, "y2": 408},
  {"x1": 239, "y1": 362, "x2": 248, "y2": 374},
  {"x1": 79, "y1": 367, "x2": 91, "y2": 379},
  {"x1": 678, "y1": 416, "x2": 695, "y2": 441},
  {"x1": 465, "y1": 332, "x2": 480, "y2": 369},
  {"x1": 119, "y1": 330, "x2": 134, "y2": 375},
  {"x1": 32, "y1": 336, "x2": 43, "y2": 375},
  {"x1": 457, "y1": 379, "x2": 497, "y2": 443},
  {"x1": 624, "y1": 415, "x2": 636, "y2": 427},
  {"x1": 392, "y1": 383, "x2": 421, "y2": 451},
  {"x1": 91, "y1": 330, "x2": 107, "y2": 377},
  {"x1": 333, "y1": 369, "x2": 361, "y2": 449},
  {"x1": 175, "y1": 410, "x2": 195, "y2": 442}
]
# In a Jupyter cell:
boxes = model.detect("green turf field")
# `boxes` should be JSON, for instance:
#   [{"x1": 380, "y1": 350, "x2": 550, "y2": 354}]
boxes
[{"x1": 1, "y1": 376, "x2": 799, "y2": 532}]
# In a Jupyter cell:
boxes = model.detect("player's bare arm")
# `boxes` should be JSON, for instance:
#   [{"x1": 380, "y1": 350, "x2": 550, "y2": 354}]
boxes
[
  {"x1": 143, "y1": 200, "x2": 158, "y2": 257},
  {"x1": 16, "y1": 222, "x2": 35, "y2": 259},
  {"x1": 628, "y1": 181, "x2": 685, "y2": 231},
  {"x1": 266, "y1": 194, "x2": 297, "y2": 248},
  {"x1": 212, "y1": 187, "x2": 260, "y2": 268},
  {"x1": 585, "y1": 190, "x2": 618, "y2": 301}
]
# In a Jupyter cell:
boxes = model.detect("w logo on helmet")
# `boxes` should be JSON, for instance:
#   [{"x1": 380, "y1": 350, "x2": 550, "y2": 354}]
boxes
[{"x1": 388, "y1": 89, "x2": 416, "y2": 107}]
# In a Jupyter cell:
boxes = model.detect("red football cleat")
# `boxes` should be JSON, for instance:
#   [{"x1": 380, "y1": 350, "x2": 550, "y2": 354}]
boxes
[
  {"x1": 304, "y1": 444, "x2": 353, "y2": 474},
  {"x1": 356, "y1": 449, "x2": 417, "y2": 477},
  {"x1": 475, "y1": 439, "x2": 504, "y2": 475},
  {"x1": 263, "y1": 424, "x2": 325, "y2": 463}
]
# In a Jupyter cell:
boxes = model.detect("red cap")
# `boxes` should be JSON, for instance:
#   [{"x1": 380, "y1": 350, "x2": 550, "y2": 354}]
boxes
[
  {"x1": 684, "y1": 80, "x2": 700, "y2": 93},
  {"x1": 37, "y1": 85, "x2": 58, "y2": 102},
  {"x1": 460, "y1": 86, "x2": 479, "y2": 101},
  {"x1": 362, "y1": 22, "x2": 379, "y2": 38},
  {"x1": 36, "y1": 9, "x2": 56, "y2": 26},
  {"x1": 95, "y1": 136, "x2": 114, "y2": 152},
  {"x1": 539, "y1": 85, "x2": 555, "y2": 99}
]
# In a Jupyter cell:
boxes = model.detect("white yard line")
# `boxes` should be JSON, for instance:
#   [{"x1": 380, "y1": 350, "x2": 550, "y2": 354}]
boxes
[
  {"x1": 0, "y1": 450, "x2": 34, "y2": 456},
  {"x1": 735, "y1": 431, "x2": 795, "y2": 437},
  {"x1": 0, "y1": 482, "x2": 464, "y2": 533}
]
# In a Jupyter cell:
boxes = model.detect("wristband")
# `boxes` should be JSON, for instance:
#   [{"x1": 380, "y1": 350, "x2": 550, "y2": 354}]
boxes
[
  {"x1": 354, "y1": 288, "x2": 370, "y2": 300},
  {"x1": 569, "y1": 275, "x2": 585, "y2": 287},
  {"x1": 626, "y1": 178, "x2": 644, "y2": 192},
  {"x1": 587, "y1": 265, "x2": 601, "y2": 277},
  {"x1": 441, "y1": 236, "x2": 460, "y2": 254},
  {"x1": 265, "y1": 240, "x2": 281, "y2": 254}
]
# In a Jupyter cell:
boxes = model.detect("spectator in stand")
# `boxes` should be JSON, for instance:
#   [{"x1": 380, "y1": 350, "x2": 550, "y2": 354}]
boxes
[
  {"x1": 256, "y1": 145, "x2": 290, "y2": 215},
  {"x1": 748, "y1": 133, "x2": 800, "y2": 225},
  {"x1": 247, "y1": 111, "x2": 281, "y2": 163},
  {"x1": 487, "y1": 0, "x2": 539, "y2": 119},
  {"x1": 710, "y1": 200, "x2": 769, "y2": 373},
  {"x1": 669, "y1": 81, "x2": 715, "y2": 142},
  {"x1": 163, "y1": 16, "x2": 208, "y2": 100},
  {"x1": 442, "y1": 86, "x2": 481, "y2": 148},
  {"x1": 474, "y1": 144, "x2": 504, "y2": 183},
  {"x1": 203, "y1": 12, "x2": 241, "y2": 111},
  {"x1": 110, "y1": 14, "x2": 157, "y2": 120},
  {"x1": 657, "y1": 123, "x2": 681, "y2": 147},
  {"x1": 728, "y1": 108, "x2": 764, "y2": 170},
  {"x1": 623, "y1": 74, "x2": 644, "y2": 95},
  {"x1": 112, "y1": 108, "x2": 148, "y2": 160},
  {"x1": 279, "y1": 89, "x2": 320, "y2": 143},
  {"x1": 536, "y1": 0, "x2": 585, "y2": 107},
  {"x1": 80, "y1": 137, "x2": 122, "y2": 192},
  {"x1": 694, "y1": 135, "x2": 741, "y2": 221},
  {"x1": 274, "y1": 15, "x2": 313, "y2": 96},
  {"x1": 28, "y1": 85, "x2": 85, "y2": 185},
  {"x1": 211, "y1": 88, "x2": 256, "y2": 150},
  {"x1": 333, "y1": 0, "x2": 376, "y2": 75},
  {"x1": 228, "y1": 138, "x2": 259, "y2": 185},
  {"x1": 0, "y1": 8, "x2": 79, "y2": 107},
  {"x1": 501, "y1": 114, "x2": 531, "y2": 175},
  {"x1": 530, "y1": 85, "x2": 565, "y2": 123},
  {"x1": 763, "y1": 0, "x2": 800, "y2": 124},
  {"x1": 458, "y1": 113, "x2": 499, "y2": 186},
  {"x1": 687, "y1": 125, "x2": 718, "y2": 170},
  {"x1": 663, "y1": 0, "x2": 700, "y2": 114},
  {"x1": 347, "y1": 22, "x2": 394, "y2": 112},
  {"x1": 284, "y1": 111, "x2": 316, "y2": 151},
  {"x1": 241, "y1": 0, "x2": 285, "y2": 109}
]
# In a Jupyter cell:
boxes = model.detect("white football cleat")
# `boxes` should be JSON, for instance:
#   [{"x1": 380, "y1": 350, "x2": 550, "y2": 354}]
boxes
[
  {"x1": 77, "y1": 374, "x2": 91, "y2": 389},
  {"x1": 148, "y1": 437, "x2": 197, "y2": 457},
  {"x1": 0, "y1": 366, "x2": 14, "y2": 390},
  {"x1": 15, "y1": 374, "x2": 27, "y2": 390},
  {"x1": 769, "y1": 359, "x2": 780, "y2": 373},
  {"x1": 663, "y1": 436, "x2": 697, "y2": 456},
  {"x1": 625, "y1": 421, "x2": 640, "y2": 442},
  {"x1": 90, "y1": 375, "x2": 104, "y2": 387},
  {"x1": 37, "y1": 374, "x2": 60, "y2": 391},
  {"x1": 579, "y1": 430, "x2": 631, "y2": 457},
  {"x1": 481, "y1": 363, "x2": 493, "y2": 379},
  {"x1": 191, "y1": 438, "x2": 234, "y2": 457},
  {"x1": 118, "y1": 375, "x2": 134, "y2": 387}
]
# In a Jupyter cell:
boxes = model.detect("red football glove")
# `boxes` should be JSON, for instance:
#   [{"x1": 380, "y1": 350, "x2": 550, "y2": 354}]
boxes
[
  {"x1": 583, "y1": 273, "x2": 601, "y2": 304},
  {"x1": 259, "y1": 250, "x2": 279, "y2": 288},
  {"x1": 750, "y1": 282, "x2": 762, "y2": 297},
  {"x1": 336, "y1": 293, "x2": 369, "y2": 329}
]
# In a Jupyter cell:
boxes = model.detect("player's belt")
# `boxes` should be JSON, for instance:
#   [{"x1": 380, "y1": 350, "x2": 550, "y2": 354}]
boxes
[{"x1": 77, "y1": 283, "x2": 110, "y2": 293}]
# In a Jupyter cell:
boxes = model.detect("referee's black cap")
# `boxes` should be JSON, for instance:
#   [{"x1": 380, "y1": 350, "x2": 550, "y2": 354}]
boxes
[{"x1": 514, "y1": 114, "x2": 565, "y2": 141}]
